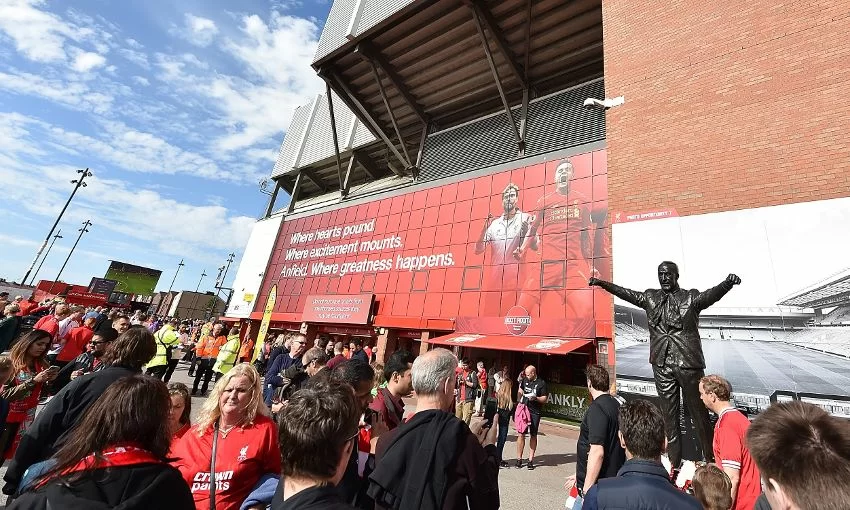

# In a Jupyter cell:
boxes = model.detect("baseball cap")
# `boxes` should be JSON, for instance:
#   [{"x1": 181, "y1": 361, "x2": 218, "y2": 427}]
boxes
[{"x1": 84, "y1": 311, "x2": 100, "y2": 321}]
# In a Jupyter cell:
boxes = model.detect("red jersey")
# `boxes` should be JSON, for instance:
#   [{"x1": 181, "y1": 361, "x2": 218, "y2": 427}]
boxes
[
  {"x1": 57, "y1": 325, "x2": 94, "y2": 362},
  {"x1": 172, "y1": 415, "x2": 281, "y2": 510},
  {"x1": 17, "y1": 301, "x2": 38, "y2": 317},
  {"x1": 535, "y1": 189, "x2": 591, "y2": 261},
  {"x1": 714, "y1": 408, "x2": 761, "y2": 510},
  {"x1": 33, "y1": 315, "x2": 60, "y2": 340}
]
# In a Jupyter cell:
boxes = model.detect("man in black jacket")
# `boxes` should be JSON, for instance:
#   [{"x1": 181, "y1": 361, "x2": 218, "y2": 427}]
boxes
[
  {"x1": 274, "y1": 382, "x2": 361, "y2": 510},
  {"x1": 368, "y1": 348, "x2": 499, "y2": 510},
  {"x1": 53, "y1": 327, "x2": 119, "y2": 392},
  {"x1": 589, "y1": 261, "x2": 740, "y2": 467},
  {"x1": 581, "y1": 399, "x2": 701, "y2": 510},
  {"x1": 2, "y1": 326, "x2": 156, "y2": 496}
]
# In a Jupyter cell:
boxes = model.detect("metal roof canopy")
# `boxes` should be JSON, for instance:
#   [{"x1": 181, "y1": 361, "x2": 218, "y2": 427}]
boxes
[{"x1": 312, "y1": 0, "x2": 604, "y2": 190}]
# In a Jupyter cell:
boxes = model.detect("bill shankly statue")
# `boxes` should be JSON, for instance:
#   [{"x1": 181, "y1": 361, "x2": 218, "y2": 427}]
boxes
[{"x1": 589, "y1": 261, "x2": 741, "y2": 467}]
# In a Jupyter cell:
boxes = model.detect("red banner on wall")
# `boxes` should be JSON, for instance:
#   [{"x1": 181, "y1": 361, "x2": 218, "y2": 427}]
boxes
[
  {"x1": 301, "y1": 294, "x2": 374, "y2": 325},
  {"x1": 259, "y1": 149, "x2": 610, "y2": 339}
]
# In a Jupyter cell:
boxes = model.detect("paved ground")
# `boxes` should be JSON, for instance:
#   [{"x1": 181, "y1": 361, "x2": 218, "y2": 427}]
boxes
[{"x1": 1, "y1": 361, "x2": 582, "y2": 509}]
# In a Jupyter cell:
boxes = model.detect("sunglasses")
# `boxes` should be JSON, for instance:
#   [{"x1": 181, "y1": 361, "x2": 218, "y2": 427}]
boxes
[{"x1": 89, "y1": 340, "x2": 111, "y2": 346}]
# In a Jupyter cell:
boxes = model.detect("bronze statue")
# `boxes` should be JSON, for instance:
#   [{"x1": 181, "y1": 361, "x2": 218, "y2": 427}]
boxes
[{"x1": 589, "y1": 261, "x2": 741, "y2": 467}]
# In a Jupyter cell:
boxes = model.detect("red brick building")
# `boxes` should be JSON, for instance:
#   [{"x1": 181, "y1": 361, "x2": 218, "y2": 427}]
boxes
[{"x1": 225, "y1": 0, "x2": 850, "y2": 420}]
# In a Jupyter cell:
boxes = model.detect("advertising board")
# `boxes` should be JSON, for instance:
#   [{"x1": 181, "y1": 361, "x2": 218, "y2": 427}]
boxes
[
  {"x1": 258, "y1": 150, "x2": 609, "y2": 340},
  {"x1": 104, "y1": 261, "x2": 162, "y2": 296}
]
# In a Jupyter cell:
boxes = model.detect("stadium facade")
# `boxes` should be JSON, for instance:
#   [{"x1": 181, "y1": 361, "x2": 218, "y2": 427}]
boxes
[{"x1": 227, "y1": 0, "x2": 850, "y2": 421}]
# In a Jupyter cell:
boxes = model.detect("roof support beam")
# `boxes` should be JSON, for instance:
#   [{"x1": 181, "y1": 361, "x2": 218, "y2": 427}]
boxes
[
  {"x1": 469, "y1": 1, "x2": 527, "y2": 89},
  {"x1": 342, "y1": 154, "x2": 356, "y2": 197},
  {"x1": 318, "y1": 69, "x2": 410, "y2": 173},
  {"x1": 523, "y1": 0, "x2": 533, "y2": 86},
  {"x1": 367, "y1": 60, "x2": 412, "y2": 167},
  {"x1": 413, "y1": 123, "x2": 428, "y2": 179},
  {"x1": 356, "y1": 43, "x2": 428, "y2": 126},
  {"x1": 518, "y1": 88, "x2": 529, "y2": 157},
  {"x1": 470, "y1": 6, "x2": 524, "y2": 153},
  {"x1": 325, "y1": 82, "x2": 345, "y2": 195},
  {"x1": 301, "y1": 168, "x2": 328, "y2": 194},
  {"x1": 263, "y1": 179, "x2": 282, "y2": 218},
  {"x1": 287, "y1": 171, "x2": 303, "y2": 214},
  {"x1": 355, "y1": 151, "x2": 381, "y2": 180}
]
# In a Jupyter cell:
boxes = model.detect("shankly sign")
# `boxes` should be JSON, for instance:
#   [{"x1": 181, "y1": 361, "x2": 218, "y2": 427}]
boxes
[{"x1": 301, "y1": 294, "x2": 374, "y2": 325}]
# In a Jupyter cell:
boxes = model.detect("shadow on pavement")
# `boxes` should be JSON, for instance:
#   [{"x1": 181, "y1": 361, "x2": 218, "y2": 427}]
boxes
[{"x1": 526, "y1": 452, "x2": 577, "y2": 468}]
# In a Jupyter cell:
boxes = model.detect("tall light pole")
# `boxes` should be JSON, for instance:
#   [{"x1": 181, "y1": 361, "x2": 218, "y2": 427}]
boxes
[
  {"x1": 217, "y1": 253, "x2": 236, "y2": 315},
  {"x1": 195, "y1": 270, "x2": 207, "y2": 292},
  {"x1": 30, "y1": 230, "x2": 63, "y2": 285},
  {"x1": 164, "y1": 259, "x2": 185, "y2": 318},
  {"x1": 167, "y1": 259, "x2": 185, "y2": 294},
  {"x1": 48, "y1": 220, "x2": 91, "y2": 295},
  {"x1": 22, "y1": 168, "x2": 91, "y2": 284},
  {"x1": 191, "y1": 270, "x2": 208, "y2": 319},
  {"x1": 221, "y1": 253, "x2": 236, "y2": 284}
]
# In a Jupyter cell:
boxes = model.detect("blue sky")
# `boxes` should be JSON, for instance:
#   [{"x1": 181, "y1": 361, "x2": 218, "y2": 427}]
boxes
[{"x1": 0, "y1": 0, "x2": 329, "y2": 293}]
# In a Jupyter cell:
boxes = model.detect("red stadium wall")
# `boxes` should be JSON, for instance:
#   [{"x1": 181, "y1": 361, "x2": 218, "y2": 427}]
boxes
[{"x1": 256, "y1": 149, "x2": 610, "y2": 340}]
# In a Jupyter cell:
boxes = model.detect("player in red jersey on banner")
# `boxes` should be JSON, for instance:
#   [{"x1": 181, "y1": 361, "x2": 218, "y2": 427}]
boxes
[{"x1": 515, "y1": 158, "x2": 594, "y2": 318}]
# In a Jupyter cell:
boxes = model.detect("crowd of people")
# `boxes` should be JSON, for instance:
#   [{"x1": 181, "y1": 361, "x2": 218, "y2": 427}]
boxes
[{"x1": 0, "y1": 295, "x2": 848, "y2": 509}]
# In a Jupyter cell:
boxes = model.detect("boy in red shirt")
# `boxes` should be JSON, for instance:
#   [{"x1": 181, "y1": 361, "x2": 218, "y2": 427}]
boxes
[{"x1": 699, "y1": 375, "x2": 761, "y2": 510}]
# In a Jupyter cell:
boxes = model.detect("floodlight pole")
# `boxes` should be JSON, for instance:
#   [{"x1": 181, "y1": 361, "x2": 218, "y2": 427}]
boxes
[
  {"x1": 167, "y1": 259, "x2": 185, "y2": 294},
  {"x1": 23, "y1": 168, "x2": 91, "y2": 284},
  {"x1": 48, "y1": 220, "x2": 92, "y2": 294},
  {"x1": 30, "y1": 230, "x2": 63, "y2": 285}
]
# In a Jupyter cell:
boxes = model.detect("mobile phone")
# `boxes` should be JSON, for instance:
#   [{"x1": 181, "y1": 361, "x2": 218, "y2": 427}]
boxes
[
  {"x1": 47, "y1": 365, "x2": 61, "y2": 373},
  {"x1": 483, "y1": 399, "x2": 497, "y2": 428},
  {"x1": 363, "y1": 408, "x2": 378, "y2": 426}
]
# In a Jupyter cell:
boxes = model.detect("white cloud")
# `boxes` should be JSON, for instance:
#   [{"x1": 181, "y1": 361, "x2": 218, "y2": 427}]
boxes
[
  {"x1": 125, "y1": 37, "x2": 143, "y2": 49},
  {"x1": 0, "y1": 69, "x2": 114, "y2": 113},
  {"x1": 172, "y1": 13, "x2": 219, "y2": 47},
  {"x1": 71, "y1": 51, "x2": 106, "y2": 72},
  {"x1": 0, "y1": 0, "x2": 79, "y2": 62},
  {"x1": 0, "y1": 128, "x2": 253, "y2": 266},
  {"x1": 118, "y1": 47, "x2": 150, "y2": 69},
  {"x1": 154, "y1": 12, "x2": 323, "y2": 153},
  {"x1": 132, "y1": 75, "x2": 150, "y2": 86},
  {"x1": 0, "y1": 233, "x2": 38, "y2": 248}
]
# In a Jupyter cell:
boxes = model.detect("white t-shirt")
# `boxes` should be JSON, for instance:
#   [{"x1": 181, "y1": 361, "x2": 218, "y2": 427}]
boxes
[{"x1": 482, "y1": 211, "x2": 532, "y2": 265}]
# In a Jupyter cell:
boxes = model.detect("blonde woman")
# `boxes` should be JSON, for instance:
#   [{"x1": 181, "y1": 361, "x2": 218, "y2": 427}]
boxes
[
  {"x1": 171, "y1": 363, "x2": 281, "y2": 510},
  {"x1": 495, "y1": 377, "x2": 514, "y2": 466}
]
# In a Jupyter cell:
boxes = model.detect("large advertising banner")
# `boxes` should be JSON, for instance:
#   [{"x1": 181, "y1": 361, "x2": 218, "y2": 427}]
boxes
[
  {"x1": 104, "y1": 261, "x2": 162, "y2": 296},
  {"x1": 259, "y1": 149, "x2": 609, "y2": 339},
  {"x1": 612, "y1": 196, "x2": 850, "y2": 419}
]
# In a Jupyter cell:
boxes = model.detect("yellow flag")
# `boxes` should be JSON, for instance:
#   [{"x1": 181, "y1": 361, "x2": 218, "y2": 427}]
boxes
[{"x1": 251, "y1": 284, "x2": 276, "y2": 362}]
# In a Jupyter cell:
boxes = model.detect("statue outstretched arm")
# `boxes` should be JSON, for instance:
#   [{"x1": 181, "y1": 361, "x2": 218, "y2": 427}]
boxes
[
  {"x1": 588, "y1": 278, "x2": 647, "y2": 309},
  {"x1": 693, "y1": 274, "x2": 740, "y2": 312}
]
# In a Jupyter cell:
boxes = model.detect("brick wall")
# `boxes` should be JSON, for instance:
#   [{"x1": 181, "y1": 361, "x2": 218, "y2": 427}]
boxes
[{"x1": 602, "y1": 0, "x2": 850, "y2": 216}]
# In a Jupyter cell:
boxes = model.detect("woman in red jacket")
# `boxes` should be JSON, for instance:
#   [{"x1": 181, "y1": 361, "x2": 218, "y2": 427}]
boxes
[
  {"x1": 0, "y1": 330, "x2": 57, "y2": 462},
  {"x1": 171, "y1": 363, "x2": 281, "y2": 510}
]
